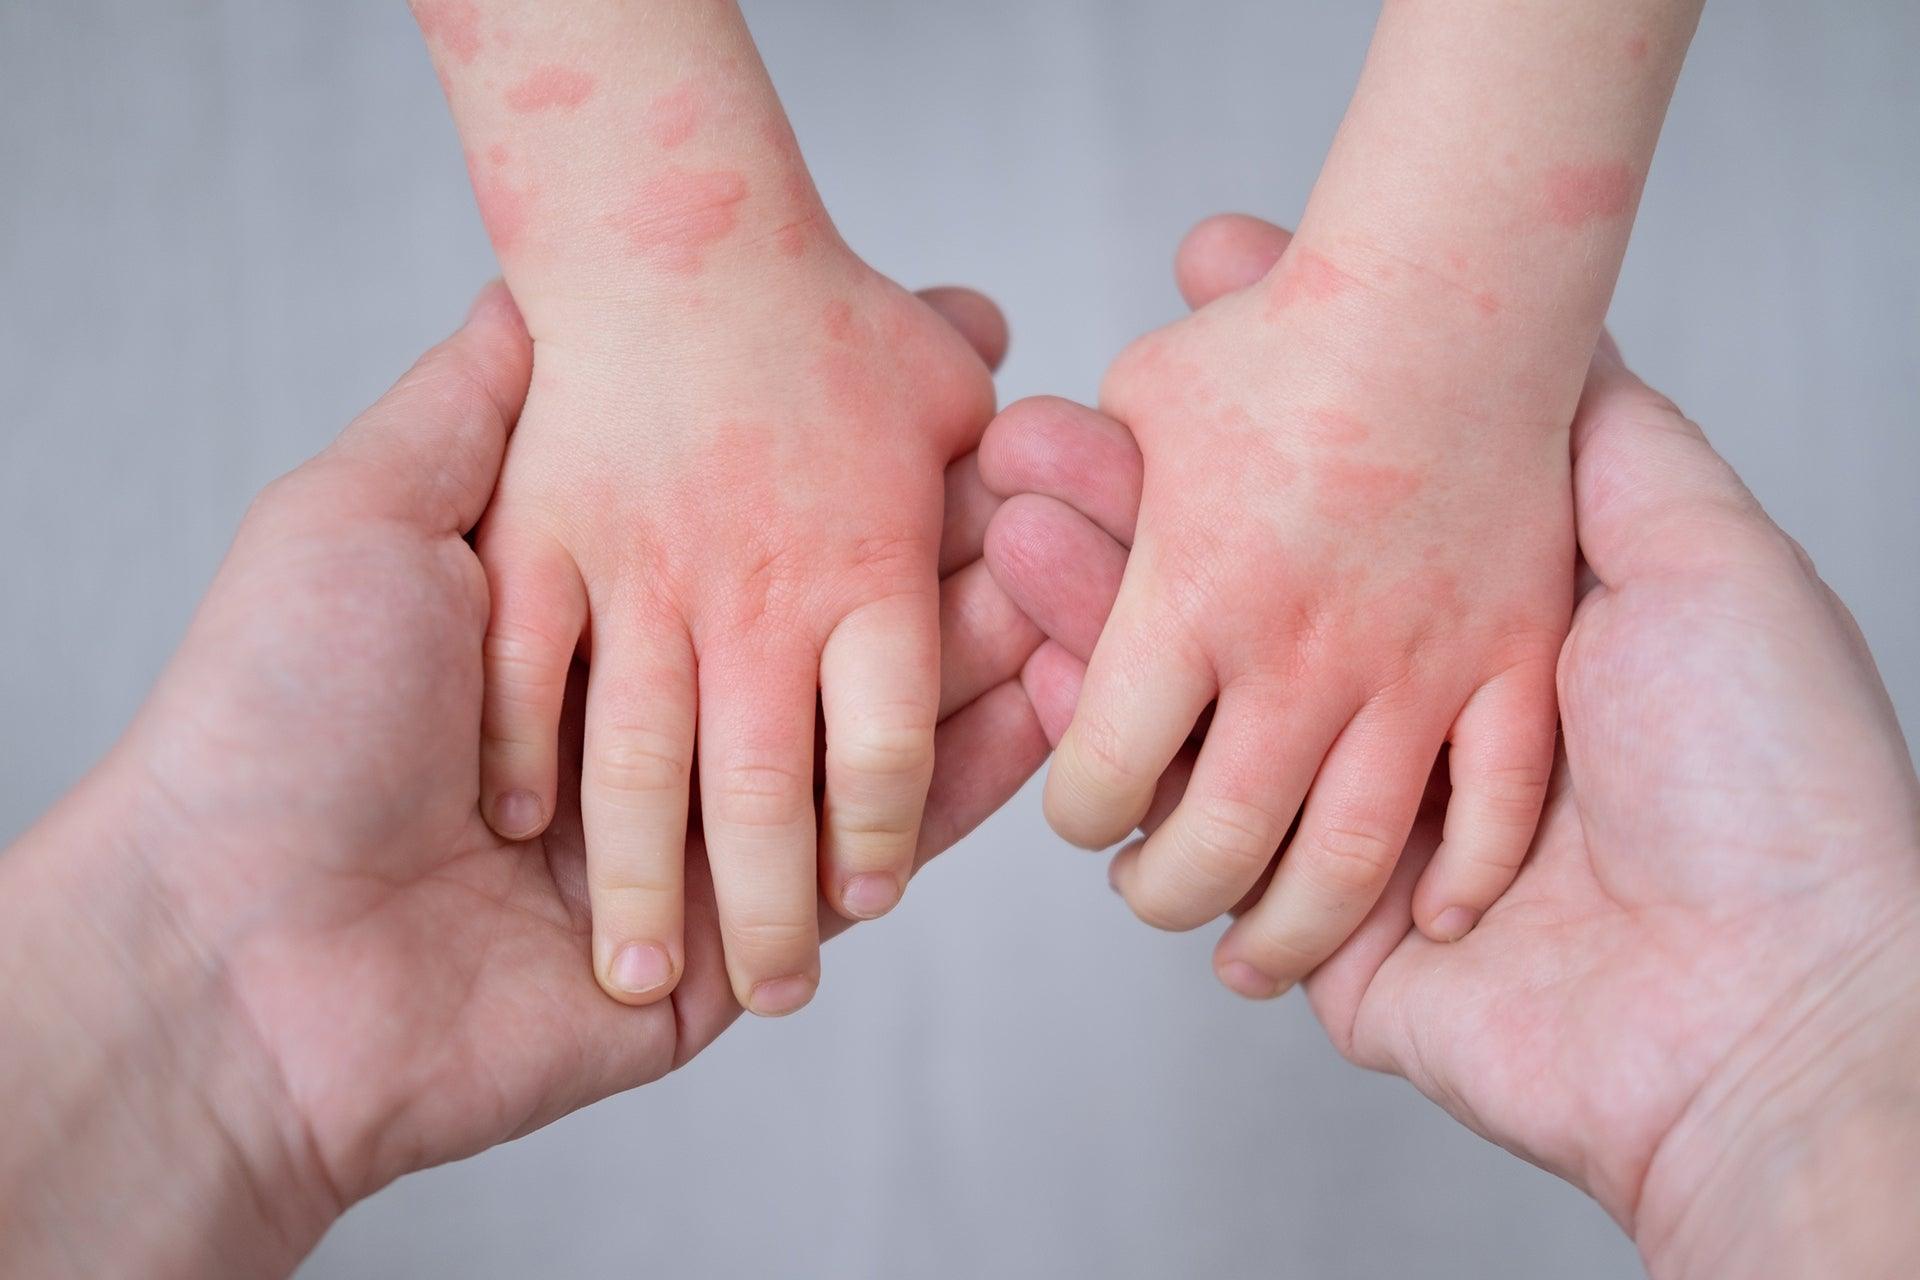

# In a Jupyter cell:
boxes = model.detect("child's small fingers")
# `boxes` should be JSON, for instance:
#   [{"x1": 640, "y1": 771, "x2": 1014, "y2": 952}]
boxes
[
  {"x1": 1413, "y1": 662, "x2": 1559, "y2": 941},
  {"x1": 1213, "y1": 713, "x2": 1445, "y2": 999},
  {"x1": 580, "y1": 616, "x2": 697, "y2": 1006},
  {"x1": 698, "y1": 644, "x2": 823, "y2": 1017},
  {"x1": 984, "y1": 493, "x2": 1129, "y2": 662},
  {"x1": 819, "y1": 593, "x2": 940, "y2": 921},
  {"x1": 977, "y1": 397, "x2": 1144, "y2": 545},
  {"x1": 1111, "y1": 684, "x2": 1338, "y2": 932},
  {"x1": 1044, "y1": 580, "x2": 1215, "y2": 850},
  {"x1": 476, "y1": 528, "x2": 586, "y2": 841}
]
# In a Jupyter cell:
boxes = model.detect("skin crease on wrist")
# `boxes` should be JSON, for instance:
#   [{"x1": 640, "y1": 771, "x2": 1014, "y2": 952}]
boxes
[
  {"x1": 981, "y1": 213, "x2": 1920, "y2": 1277},
  {"x1": 0, "y1": 279, "x2": 1046, "y2": 1278}
]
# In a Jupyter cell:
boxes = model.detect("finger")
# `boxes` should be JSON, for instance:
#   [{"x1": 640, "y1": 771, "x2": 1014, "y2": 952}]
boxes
[
  {"x1": 1021, "y1": 639, "x2": 1085, "y2": 748},
  {"x1": 698, "y1": 644, "x2": 823, "y2": 1017},
  {"x1": 978, "y1": 397, "x2": 1144, "y2": 544},
  {"x1": 1109, "y1": 684, "x2": 1342, "y2": 932},
  {"x1": 1412, "y1": 660, "x2": 1558, "y2": 941},
  {"x1": 580, "y1": 615, "x2": 698, "y2": 1006},
  {"x1": 1214, "y1": 712, "x2": 1445, "y2": 999},
  {"x1": 1045, "y1": 579, "x2": 1215, "y2": 849},
  {"x1": 1570, "y1": 334, "x2": 1775, "y2": 587},
  {"x1": 819, "y1": 594, "x2": 939, "y2": 921},
  {"x1": 325, "y1": 282, "x2": 531, "y2": 534},
  {"x1": 1173, "y1": 214, "x2": 1295, "y2": 310},
  {"x1": 940, "y1": 450, "x2": 999, "y2": 575},
  {"x1": 914, "y1": 678, "x2": 1050, "y2": 873},
  {"x1": 938, "y1": 559, "x2": 1043, "y2": 719},
  {"x1": 915, "y1": 285, "x2": 1010, "y2": 372},
  {"x1": 985, "y1": 493, "x2": 1129, "y2": 662},
  {"x1": 476, "y1": 525, "x2": 588, "y2": 839}
]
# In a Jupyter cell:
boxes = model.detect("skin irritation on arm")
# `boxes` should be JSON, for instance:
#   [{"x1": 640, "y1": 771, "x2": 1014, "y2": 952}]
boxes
[
  {"x1": 412, "y1": 0, "x2": 831, "y2": 327},
  {"x1": 1268, "y1": 0, "x2": 1703, "y2": 413}
]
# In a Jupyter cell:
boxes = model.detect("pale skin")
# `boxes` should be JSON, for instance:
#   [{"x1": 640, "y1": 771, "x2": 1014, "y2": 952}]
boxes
[
  {"x1": 412, "y1": 0, "x2": 998, "y2": 1016},
  {"x1": 0, "y1": 282, "x2": 1046, "y2": 1276},
  {"x1": 1041, "y1": 0, "x2": 1708, "y2": 1000},
  {"x1": 4, "y1": 233, "x2": 1917, "y2": 1279},
  {"x1": 984, "y1": 213, "x2": 1920, "y2": 1279}
]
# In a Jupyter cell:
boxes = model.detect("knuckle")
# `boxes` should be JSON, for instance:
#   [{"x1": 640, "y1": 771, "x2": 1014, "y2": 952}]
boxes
[
  {"x1": 1177, "y1": 799, "x2": 1283, "y2": 881},
  {"x1": 832, "y1": 722, "x2": 934, "y2": 782},
  {"x1": 725, "y1": 916, "x2": 818, "y2": 953},
  {"x1": 1304, "y1": 824, "x2": 1400, "y2": 900},
  {"x1": 710, "y1": 763, "x2": 814, "y2": 830},
  {"x1": 1469, "y1": 761, "x2": 1553, "y2": 826},
  {"x1": 1239, "y1": 926, "x2": 1326, "y2": 982},
  {"x1": 590, "y1": 867, "x2": 681, "y2": 899},
  {"x1": 591, "y1": 728, "x2": 692, "y2": 797},
  {"x1": 483, "y1": 623, "x2": 569, "y2": 690}
]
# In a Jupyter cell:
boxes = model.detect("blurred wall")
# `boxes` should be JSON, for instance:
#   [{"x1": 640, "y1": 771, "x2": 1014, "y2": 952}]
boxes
[{"x1": 3, "y1": 2, "x2": 1915, "y2": 1276}]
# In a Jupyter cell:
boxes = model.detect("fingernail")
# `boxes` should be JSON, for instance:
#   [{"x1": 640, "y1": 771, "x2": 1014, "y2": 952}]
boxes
[
  {"x1": 608, "y1": 943, "x2": 674, "y2": 997},
  {"x1": 842, "y1": 874, "x2": 901, "y2": 920},
  {"x1": 1432, "y1": 906, "x2": 1481, "y2": 942},
  {"x1": 1217, "y1": 959, "x2": 1284, "y2": 1000},
  {"x1": 492, "y1": 790, "x2": 543, "y2": 839},
  {"x1": 747, "y1": 974, "x2": 817, "y2": 1018}
]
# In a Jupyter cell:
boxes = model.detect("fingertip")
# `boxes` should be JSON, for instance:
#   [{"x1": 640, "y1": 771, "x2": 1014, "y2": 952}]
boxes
[{"x1": 599, "y1": 940, "x2": 682, "y2": 1007}]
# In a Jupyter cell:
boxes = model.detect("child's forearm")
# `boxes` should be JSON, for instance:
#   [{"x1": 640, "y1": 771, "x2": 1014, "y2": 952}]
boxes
[
  {"x1": 412, "y1": 0, "x2": 827, "y2": 334},
  {"x1": 1291, "y1": 0, "x2": 1704, "y2": 414}
]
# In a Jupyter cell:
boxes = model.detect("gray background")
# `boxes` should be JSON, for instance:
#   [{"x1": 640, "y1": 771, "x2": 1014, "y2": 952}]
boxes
[{"x1": 3, "y1": 2, "x2": 1915, "y2": 1276}]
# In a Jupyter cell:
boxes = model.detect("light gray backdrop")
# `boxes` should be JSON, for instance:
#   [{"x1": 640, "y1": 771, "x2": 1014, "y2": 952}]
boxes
[{"x1": 3, "y1": 2, "x2": 1916, "y2": 1277}]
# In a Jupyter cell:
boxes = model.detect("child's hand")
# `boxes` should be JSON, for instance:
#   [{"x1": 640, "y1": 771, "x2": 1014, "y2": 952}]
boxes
[
  {"x1": 1022, "y1": 232, "x2": 1574, "y2": 998},
  {"x1": 476, "y1": 250, "x2": 995, "y2": 1017}
]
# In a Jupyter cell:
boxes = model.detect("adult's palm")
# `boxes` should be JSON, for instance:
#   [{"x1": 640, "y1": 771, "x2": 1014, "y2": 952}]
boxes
[
  {"x1": 982, "y1": 215, "x2": 1920, "y2": 1252},
  {"x1": 114, "y1": 285, "x2": 1043, "y2": 1215}
]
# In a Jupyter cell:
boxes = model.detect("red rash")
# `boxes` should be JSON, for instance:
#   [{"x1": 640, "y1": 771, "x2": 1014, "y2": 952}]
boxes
[
  {"x1": 466, "y1": 154, "x2": 532, "y2": 254},
  {"x1": 1315, "y1": 459, "x2": 1425, "y2": 522},
  {"x1": 1625, "y1": 33, "x2": 1651, "y2": 61},
  {"x1": 487, "y1": 143, "x2": 509, "y2": 167},
  {"x1": 611, "y1": 168, "x2": 750, "y2": 276},
  {"x1": 1269, "y1": 250, "x2": 1354, "y2": 311},
  {"x1": 1307, "y1": 408, "x2": 1372, "y2": 447},
  {"x1": 415, "y1": 0, "x2": 483, "y2": 66},
  {"x1": 1543, "y1": 163, "x2": 1637, "y2": 228},
  {"x1": 647, "y1": 85, "x2": 704, "y2": 150},
  {"x1": 505, "y1": 65, "x2": 598, "y2": 114}
]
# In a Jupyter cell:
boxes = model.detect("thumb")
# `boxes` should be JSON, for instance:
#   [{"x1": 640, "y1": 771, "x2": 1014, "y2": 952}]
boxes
[
  {"x1": 1173, "y1": 213, "x2": 1295, "y2": 311},
  {"x1": 321, "y1": 281, "x2": 533, "y2": 535},
  {"x1": 1570, "y1": 334, "x2": 1781, "y2": 587}
]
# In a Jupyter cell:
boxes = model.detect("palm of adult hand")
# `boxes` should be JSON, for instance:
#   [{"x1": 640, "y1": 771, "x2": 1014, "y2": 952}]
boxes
[
  {"x1": 984, "y1": 219, "x2": 1920, "y2": 1238},
  {"x1": 120, "y1": 286, "x2": 1043, "y2": 1208},
  {"x1": 1303, "y1": 346, "x2": 1920, "y2": 1227},
  {"x1": 119, "y1": 290, "x2": 685, "y2": 1207}
]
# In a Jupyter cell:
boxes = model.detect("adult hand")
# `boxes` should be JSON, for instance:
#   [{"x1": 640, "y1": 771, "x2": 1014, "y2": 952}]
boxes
[
  {"x1": 983, "y1": 215, "x2": 1920, "y2": 1277},
  {"x1": 0, "y1": 284, "x2": 1047, "y2": 1277}
]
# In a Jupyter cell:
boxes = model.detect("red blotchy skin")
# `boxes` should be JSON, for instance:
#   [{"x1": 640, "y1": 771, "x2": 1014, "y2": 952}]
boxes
[
  {"x1": 505, "y1": 65, "x2": 598, "y2": 114},
  {"x1": 1474, "y1": 291, "x2": 1502, "y2": 317},
  {"x1": 1625, "y1": 33, "x2": 1651, "y2": 61},
  {"x1": 1315, "y1": 459, "x2": 1426, "y2": 522},
  {"x1": 775, "y1": 222, "x2": 811, "y2": 258},
  {"x1": 486, "y1": 143, "x2": 509, "y2": 167},
  {"x1": 822, "y1": 300, "x2": 856, "y2": 343},
  {"x1": 1307, "y1": 408, "x2": 1373, "y2": 447},
  {"x1": 647, "y1": 85, "x2": 704, "y2": 150},
  {"x1": 469, "y1": 163, "x2": 532, "y2": 254},
  {"x1": 1268, "y1": 250, "x2": 1355, "y2": 312},
  {"x1": 416, "y1": 1, "x2": 483, "y2": 66},
  {"x1": 611, "y1": 168, "x2": 750, "y2": 276},
  {"x1": 1543, "y1": 163, "x2": 1637, "y2": 228}
]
